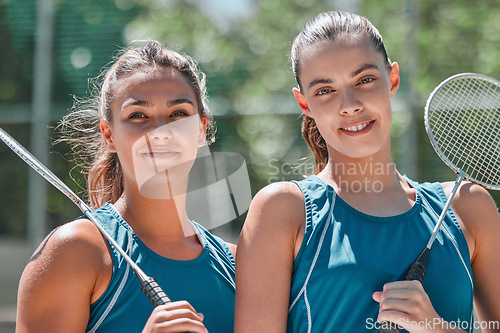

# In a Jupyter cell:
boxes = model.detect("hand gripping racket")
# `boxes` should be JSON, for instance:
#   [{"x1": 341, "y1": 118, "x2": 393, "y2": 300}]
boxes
[
  {"x1": 381, "y1": 73, "x2": 500, "y2": 332},
  {"x1": 0, "y1": 127, "x2": 171, "y2": 307}
]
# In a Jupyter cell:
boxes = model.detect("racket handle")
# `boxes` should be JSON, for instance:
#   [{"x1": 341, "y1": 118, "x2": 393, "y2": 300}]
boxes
[
  {"x1": 380, "y1": 248, "x2": 431, "y2": 333},
  {"x1": 139, "y1": 276, "x2": 172, "y2": 306},
  {"x1": 380, "y1": 322, "x2": 401, "y2": 333},
  {"x1": 404, "y1": 247, "x2": 430, "y2": 282}
]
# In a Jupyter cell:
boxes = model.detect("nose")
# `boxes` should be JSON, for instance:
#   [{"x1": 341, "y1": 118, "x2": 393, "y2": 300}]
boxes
[
  {"x1": 149, "y1": 123, "x2": 173, "y2": 141},
  {"x1": 339, "y1": 88, "x2": 362, "y2": 115}
]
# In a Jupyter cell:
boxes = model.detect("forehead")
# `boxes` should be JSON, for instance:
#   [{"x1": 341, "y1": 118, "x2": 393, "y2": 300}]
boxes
[
  {"x1": 298, "y1": 35, "x2": 386, "y2": 84},
  {"x1": 114, "y1": 67, "x2": 198, "y2": 102},
  {"x1": 117, "y1": 67, "x2": 193, "y2": 91},
  {"x1": 109, "y1": 67, "x2": 200, "y2": 117}
]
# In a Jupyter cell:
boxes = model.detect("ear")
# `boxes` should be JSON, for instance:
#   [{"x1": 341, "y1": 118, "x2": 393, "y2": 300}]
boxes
[
  {"x1": 198, "y1": 115, "x2": 208, "y2": 147},
  {"x1": 389, "y1": 62, "x2": 400, "y2": 98},
  {"x1": 100, "y1": 119, "x2": 116, "y2": 152},
  {"x1": 293, "y1": 87, "x2": 312, "y2": 117}
]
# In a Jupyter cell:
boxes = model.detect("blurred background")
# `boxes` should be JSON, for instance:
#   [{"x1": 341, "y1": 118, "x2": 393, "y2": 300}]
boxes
[{"x1": 1, "y1": 0, "x2": 499, "y2": 331}]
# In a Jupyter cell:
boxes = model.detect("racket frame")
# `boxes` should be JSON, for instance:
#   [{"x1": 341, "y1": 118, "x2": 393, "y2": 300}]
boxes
[{"x1": 424, "y1": 72, "x2": 500, "y2": 191}]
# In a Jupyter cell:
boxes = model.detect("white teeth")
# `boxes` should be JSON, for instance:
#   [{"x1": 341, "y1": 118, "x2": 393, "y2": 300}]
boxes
[{"x1": 343, "y1": 122, "x2": 369, "y2": 132}]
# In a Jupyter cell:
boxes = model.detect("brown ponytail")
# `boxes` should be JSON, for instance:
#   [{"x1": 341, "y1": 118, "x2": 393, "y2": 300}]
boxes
[{"x1": 302, "y1": 115, "x2": 327, "y2": 174}]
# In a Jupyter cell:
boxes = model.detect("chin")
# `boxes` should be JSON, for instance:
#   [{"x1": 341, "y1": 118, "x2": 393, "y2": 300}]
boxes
[{"x1": 331, "y1": 143, "x2": 387, "y2": 160}]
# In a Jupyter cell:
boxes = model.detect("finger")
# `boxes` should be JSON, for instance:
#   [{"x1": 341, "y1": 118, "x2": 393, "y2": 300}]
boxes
[
  {"x1": 157, "y1": 300, "x2": 200, "y2": 314},
  {"x1": 155, "y1": 301, "x2": 203, "y2": 320},
  {"x1": 377, "y1": 309, "x2": 409, "y2": 328},
  {"x1": 372, "y1": 291, "x2": 382, "y2": 303},
  {"x1": 151, "y1": 301, "x2": 205, "y2": 325},
  {"x1": 152, "y1": 308, "x2": 205, "y2": 324},
  {"x1": 155, "y1": 317, "x2": 208, "y2": 333},
  {"x1": 378, "y1": 297, "x2": 415, "y2": 314},
  {"x1": 381, "y1": 286, "x2": 429, "y2": 307},
  {"x1": 382, "y1": 280, "x2": 423, "y2": 292}
]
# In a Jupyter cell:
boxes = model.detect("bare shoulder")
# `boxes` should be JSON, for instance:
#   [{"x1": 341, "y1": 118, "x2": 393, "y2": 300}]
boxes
[
  {"x1": 246, "y1": 181, "x2": 305, "y2": 230},
  {"x1": 252, "y1": 181, "x2": 305, "y2": 211},
  {"x1": 17, "y1": 218, "x2": 113, "y2": 332},
  {"x1": 29, "y1": 218, "x2": 109, "y2": 265},
  {"x1": 442, "y1": 181, "x2": 499, "y2": 226},
  {"x1": 20, "y1": 218, "x2": 112, "y2": 302},
  {"x1": 441, "y1": 180, "x2": 498, "y2": 205},
  {"x1": 442, "y1": 181, "x2": 500, "y2": 255},
  {"x1": 239, "y1": 181, "x2": 306, "y2": 258}
]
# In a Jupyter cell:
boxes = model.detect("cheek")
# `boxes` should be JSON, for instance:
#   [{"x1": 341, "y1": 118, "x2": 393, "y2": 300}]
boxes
[
  {"x1": 115, "y1": 143, "x2": 135, "y2": 172},
  {"x1": 315, "y1": 121, "x2": 340, "y2": 149},
  {"x1": 311, "y1": 109, "x2": 337, "y2": 135},
  {"x1": 180, "y1": 133, "x2": 202, "y2": 161}
]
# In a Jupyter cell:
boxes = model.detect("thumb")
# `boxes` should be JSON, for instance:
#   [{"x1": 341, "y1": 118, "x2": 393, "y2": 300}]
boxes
[{"x1": 372, "y1": 291, "x2": 382, "y2": 303}]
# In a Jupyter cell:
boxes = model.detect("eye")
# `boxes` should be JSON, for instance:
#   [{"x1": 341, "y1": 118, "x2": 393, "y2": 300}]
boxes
[
  {"x1": 170, "y1": 110, "x2": 189, "y2": 118},
  {"x1": 315, "y1": 88, "x2": 332, "y2": 96},
  {"x1": 358, "y1": 77, "x2": 375, "y2": 85},
  {"x1": 128, "y1": 111, "x2": 148, "y2": 119}
]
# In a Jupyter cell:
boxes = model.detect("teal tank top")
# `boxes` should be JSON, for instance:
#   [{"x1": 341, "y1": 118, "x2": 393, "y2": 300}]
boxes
[
  {"x1": 287, "y1": 175, "x2": 473, "y2": 333},
  {"x1": 85, "y1": 203, "x2": 235, "y2": 333}
]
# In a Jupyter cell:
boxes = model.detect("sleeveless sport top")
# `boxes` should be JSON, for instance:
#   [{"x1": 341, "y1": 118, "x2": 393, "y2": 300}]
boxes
[
  {"x1": 287, "y1": 175, "x2": 473, "y2": 333},
  {"x1": 85, "y1": 203, "x2": 235, "y2": 333}
]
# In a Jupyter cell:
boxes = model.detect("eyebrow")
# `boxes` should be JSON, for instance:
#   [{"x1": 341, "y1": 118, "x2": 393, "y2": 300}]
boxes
[
  {"x1": 168, "y1": 98, "x2": 196, "y2": 108},
  {"x1": 306, "y1": 63, "x2": 381, "y2": 90},
  {"x1": 122, "y1": 99, "x2": 150, "y2": 109},
  {"x1": 121, "y1": 98, "x2": 196, "y2": 110},
  {"x1": 351, "y1": 63, "x2": 380, "y2": 77},
  {"x1": 307, "y1": 78, "x2": 333, "y2": 90}
]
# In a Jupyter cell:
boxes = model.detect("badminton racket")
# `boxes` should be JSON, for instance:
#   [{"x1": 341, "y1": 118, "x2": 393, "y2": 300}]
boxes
[
  {"x1": 381, "y1": 73, "x2": 500, "y2": 332},
  {"x1": 0, "y1": 127, "x2": 171, "y2": 307}
]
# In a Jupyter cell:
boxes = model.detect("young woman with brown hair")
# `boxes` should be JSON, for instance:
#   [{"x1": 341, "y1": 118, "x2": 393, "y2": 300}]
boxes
[
  {"x1": 17, "y1": 41, "x2": 235, "y2": 333},
  {"x1": 235, "y1": 11, "x2": 500, "y2": 333}
]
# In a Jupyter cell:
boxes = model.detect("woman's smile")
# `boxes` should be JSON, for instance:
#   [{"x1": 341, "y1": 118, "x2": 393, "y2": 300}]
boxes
[
  {"x1": 340, "y1": 119, "x2": 375, "y2": 136},
  {"x1": 142, "y1": 150, "x2": 180, "y2": 159}
]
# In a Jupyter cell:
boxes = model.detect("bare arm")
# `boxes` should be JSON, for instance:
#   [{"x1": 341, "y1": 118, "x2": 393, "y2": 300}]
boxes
[
  {"x1": 16, "y1": 219, "x2": 111, "y2": 333},
  {"x1": 234, "y1": 182, "x2": 305, "y2": 333},
  {"x1": 449, "y1": 182, "x2": 500, "y2": 332}
]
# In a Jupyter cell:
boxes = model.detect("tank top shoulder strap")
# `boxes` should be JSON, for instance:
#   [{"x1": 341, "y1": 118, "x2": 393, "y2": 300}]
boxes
[
  {"x1": 405, "y1": 177, "x2": 464, "y2": 232},
  {"x1": 290, "y1": 175, "x2": 337, "y2": 275},
  {"x1": 291, "y1": 176, "x2": 336, "y2": 232}
]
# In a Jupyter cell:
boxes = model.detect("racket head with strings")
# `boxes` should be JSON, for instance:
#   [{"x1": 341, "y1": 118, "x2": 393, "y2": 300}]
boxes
[{"x1": 424, "y1": 72, "x2": 500, "y2": 190}]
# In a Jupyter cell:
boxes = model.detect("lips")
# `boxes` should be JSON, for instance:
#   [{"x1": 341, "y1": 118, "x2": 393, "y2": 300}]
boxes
[
  {"x1": 144, "y1": 151, "x2": 179, "y2": 158},
  {"x1": 140, "y1": 147, "x2": 180, "y2": 158},
  {"x1": 340, "y1": 120, "x2": 375, "y2": 135}
]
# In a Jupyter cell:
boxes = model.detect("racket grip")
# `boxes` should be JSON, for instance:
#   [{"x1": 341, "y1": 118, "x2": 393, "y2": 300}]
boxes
[
  {"x1": 140, "y1": 276, "x2": 172, "y2": 306},
  {"x1": 379, "y1": 248, "x2": 431, "y2": 333},
  {"x1": 380, "y1": 322, "x2": 401, "y2": 333},
  {"x1": 404, "y1": 247, "x2": 430, "y2": 282}
]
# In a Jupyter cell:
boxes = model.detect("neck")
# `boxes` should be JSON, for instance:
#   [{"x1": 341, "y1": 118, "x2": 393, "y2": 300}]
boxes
[
  {"x1": 113, "y1": 179, "x2": 194, "y2": 241},
  {"x1": 323, "y1": 148, "x2": 402, "y2": 191},
  {"x1": 317, "y1": 145, "x2": 416, "y2": 217}
]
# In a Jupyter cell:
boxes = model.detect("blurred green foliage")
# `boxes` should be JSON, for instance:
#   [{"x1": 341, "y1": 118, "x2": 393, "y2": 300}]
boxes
[{"x1": 0, "y1": 0, "x2": 498, "y2": 237}]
